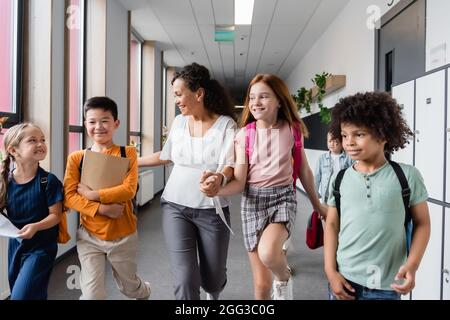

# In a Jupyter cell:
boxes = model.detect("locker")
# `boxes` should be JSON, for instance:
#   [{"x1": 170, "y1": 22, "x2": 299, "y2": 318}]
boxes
[
  {"x1": 446, "y1": 68, "x2": 450, "y2": 203},
  {"x1": 413, "y1": 202, "x2": 443, "y2": 299},
  {"x1": 392, "y1": 80, "x2": 415, "y2": 165},
  {"x1": 415, "y1": 70, "x2": 446, "y2": 201},
  {"x1": 443, "y1": 208, "x2": 450, "y2": 300}
]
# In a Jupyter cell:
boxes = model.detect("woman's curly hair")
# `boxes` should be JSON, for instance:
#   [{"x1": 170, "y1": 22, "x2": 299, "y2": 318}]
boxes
[
  {"x1": 328, "y1": 91, "x2": 413, "y2": 153},
  {"x1": 171, "y1": 63, "x2": 236, "y2": 121}
]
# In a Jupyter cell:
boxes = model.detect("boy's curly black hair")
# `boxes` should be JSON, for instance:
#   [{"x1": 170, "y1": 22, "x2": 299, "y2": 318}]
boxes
[{"x1": 328, "y1": 91, "x2": 413, "y2": 153}]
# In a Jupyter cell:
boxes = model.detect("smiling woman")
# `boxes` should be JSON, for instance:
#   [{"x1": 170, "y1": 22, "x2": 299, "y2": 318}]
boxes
[{"x1": 138, "y1": 63, "x2": 237, "y2": 300}]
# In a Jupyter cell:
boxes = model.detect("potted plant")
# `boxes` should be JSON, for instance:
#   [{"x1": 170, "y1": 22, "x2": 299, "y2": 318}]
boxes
[
  {"x1": 312, "y1": 72, "x2": 331, "y2": 124},
  {"x1": 292, "y1": 72, "x2": 342, "y2": 124}
]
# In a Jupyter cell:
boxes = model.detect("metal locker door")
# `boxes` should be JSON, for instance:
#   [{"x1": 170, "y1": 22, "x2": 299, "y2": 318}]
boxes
[
  {"x1": 443, "y1": 208, "x2": 450, "y2": 300},
  {"x1": 446, "y1": 68, "x2": 450, "y2": 203},
  {"x1": 392, "y1": 80, "x2": 415, "y2": 165},
  {"x1": 413, "y1": 203, "x2": 443, "y2": 300},
  {"x1": 415, "y1": 70, "x2": 446, "y2": 202}
]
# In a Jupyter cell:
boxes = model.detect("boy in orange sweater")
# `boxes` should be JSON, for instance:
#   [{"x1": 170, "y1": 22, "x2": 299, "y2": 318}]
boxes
[{"x1": 63, "y1": 96, "x2": 151, "y2": 300}]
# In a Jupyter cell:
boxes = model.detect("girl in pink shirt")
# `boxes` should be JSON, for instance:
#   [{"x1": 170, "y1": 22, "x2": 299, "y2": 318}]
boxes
[{"x1": 201, "y1": 74, "x2": 326, "y2": 300}]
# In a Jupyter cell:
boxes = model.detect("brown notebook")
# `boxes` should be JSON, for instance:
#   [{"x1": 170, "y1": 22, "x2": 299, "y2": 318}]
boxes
[{"x1": 80, "y1": 150, "x2": 130, "y2": 190}]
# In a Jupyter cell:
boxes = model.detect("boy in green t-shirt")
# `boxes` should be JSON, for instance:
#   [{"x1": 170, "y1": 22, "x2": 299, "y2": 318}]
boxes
[{"x1": 324, "y1": 92, "x2": 430, "y2": 300}]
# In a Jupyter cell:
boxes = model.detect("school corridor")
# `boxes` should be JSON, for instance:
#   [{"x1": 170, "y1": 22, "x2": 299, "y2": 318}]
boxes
[{"x1": 47, "y1": 192, "x2": 328, "y2": 300}]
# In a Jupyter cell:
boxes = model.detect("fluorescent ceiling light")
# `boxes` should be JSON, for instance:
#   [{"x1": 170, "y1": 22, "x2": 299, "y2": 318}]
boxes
[{"x1": 235, "y1": 0, "x2": 254, "y2": 25}]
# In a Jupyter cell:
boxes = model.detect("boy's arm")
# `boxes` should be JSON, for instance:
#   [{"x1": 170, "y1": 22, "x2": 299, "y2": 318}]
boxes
[
  {"x1": 324, "y1": 205, "x2": 339, "y2": 276},
  {"x1": 63, "y1": 153, "x2": 101, "y2": 218},
  {"x1": 97, "y1": 147, "x2": 138, "y2": 204},
  {"x1": 407, "y1": 201, "x2": 431, "y2": 271},
  {"x1": 391, "y1": 201, "x2": 430, "y2": 294},
  {"x1": 324, "y1": 205, "x2": 355, "y2": 299}
]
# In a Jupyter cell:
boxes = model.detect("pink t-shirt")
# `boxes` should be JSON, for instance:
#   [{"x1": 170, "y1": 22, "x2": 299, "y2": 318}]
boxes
[{"x1": 236, "y1": 120, "x2": 295, "y2": 188}]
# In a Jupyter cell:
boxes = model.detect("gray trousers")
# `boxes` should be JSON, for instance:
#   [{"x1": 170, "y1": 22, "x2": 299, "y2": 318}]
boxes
[{"x1": 161, "y1": 198, "x2": 231, "y2": 300}]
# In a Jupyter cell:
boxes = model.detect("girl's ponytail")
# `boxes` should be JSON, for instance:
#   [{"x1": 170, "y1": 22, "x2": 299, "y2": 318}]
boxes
[{"x1": 0, "y1": 155, "x2": 11, "y2": 211}]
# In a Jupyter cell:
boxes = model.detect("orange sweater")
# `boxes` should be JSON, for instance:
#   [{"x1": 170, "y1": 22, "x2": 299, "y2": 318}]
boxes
[{"x1": 63, "y1": 145, "x2": 138, "y2": 241}]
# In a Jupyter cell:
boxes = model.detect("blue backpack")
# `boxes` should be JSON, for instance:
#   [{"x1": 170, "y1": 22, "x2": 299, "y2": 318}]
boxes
[{"x1": 332, "y1": 160, "x2": 413, "y2": 255}]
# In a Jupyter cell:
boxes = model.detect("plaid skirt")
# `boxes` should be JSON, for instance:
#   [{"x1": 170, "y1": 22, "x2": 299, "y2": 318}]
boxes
[{"x1": 241, "y1": 184, "x2": 297, "y2": 252}]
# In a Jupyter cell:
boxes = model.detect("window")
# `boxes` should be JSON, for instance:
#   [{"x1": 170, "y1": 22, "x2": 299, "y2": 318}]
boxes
[
  {"x1": 66, "y1": 0, "x2": 85, "y2": 154},
  {"x1": 0, "y1": 0, "x2": 22, "y2": 127},
  {"x1": 129, "y1": 31, "x2": 142, "y2": 155}
]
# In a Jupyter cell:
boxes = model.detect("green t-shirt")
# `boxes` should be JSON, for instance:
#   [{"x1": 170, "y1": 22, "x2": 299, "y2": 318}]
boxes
[{"x1": 327, "y1": 162, "x2": 428, "y2": 290}]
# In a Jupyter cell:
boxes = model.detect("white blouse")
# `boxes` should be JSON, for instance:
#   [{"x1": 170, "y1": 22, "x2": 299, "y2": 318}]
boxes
[{"x1": 160, "y1": 114, "x2": 236, "y2": 209}]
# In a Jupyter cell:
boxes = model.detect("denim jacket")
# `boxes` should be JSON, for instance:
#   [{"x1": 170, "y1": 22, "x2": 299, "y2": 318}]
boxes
[{"x1": 314, "y1": 151, "x2": 354, "y2": 202}]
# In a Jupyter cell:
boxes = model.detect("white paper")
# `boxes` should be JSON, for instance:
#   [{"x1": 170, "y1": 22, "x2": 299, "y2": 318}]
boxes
[{"x1": 0, "y1": 214, "x2": 20, "y2": 238}]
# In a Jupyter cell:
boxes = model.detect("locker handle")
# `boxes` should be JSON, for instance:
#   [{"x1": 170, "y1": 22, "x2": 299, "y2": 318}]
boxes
[
  {"x1": 447, "y1": 128, "x2": 450, "y2": 133},
  {"x1": 426, "y1": 98, "x2": 432, "y2": 104},
  {"x1": 444, "y1": 269, "x2": 449, "y2": 283},
  {"x1": 415, "y1": 130, "x2": 420, "y2": 135}
]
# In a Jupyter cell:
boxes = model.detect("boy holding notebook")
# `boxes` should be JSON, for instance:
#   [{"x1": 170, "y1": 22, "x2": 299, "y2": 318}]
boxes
[{"x1": 63, "y1": 96, "x2": 151, "y2": 300}]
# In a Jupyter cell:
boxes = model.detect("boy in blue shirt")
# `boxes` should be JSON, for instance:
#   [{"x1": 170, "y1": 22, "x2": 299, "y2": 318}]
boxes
[
  {"x1": 315, "y1": 130, "x2": 353, "y2": 204},
  {"x1": 324, "y1": 92, "x2": 430, "y2": 300}
]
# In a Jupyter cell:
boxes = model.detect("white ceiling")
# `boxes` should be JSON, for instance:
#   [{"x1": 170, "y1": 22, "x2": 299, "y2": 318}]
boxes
[{"x1": 119, "y1": 0, "x2": 350, "y2": 99}]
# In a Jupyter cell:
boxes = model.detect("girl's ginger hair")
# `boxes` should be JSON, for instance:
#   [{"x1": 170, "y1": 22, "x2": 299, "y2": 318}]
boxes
[
  {"x1": 240, "y1": 74, "x2": 309, "y2": 137},
  {"x1": 0, "y1": 123, "x2": 40, "y2": 210}
]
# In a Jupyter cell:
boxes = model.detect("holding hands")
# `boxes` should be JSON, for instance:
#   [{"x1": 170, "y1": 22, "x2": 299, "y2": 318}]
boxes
[{"x1": 199, "y1": 171, "x2": 223, "y2": 197}]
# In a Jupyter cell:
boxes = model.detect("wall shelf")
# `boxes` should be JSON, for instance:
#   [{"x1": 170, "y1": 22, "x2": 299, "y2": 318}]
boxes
[{"x1": 311, "y1": 75, "x2": 346, "y2": 101}]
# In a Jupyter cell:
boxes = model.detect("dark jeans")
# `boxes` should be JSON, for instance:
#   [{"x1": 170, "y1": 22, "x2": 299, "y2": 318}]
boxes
[
  {"x1": 161, "y1": 198, "x2": 231, "y2": 300},
  {"x1": 328, "y1": 279, "x2": 401, "y2": 300}
]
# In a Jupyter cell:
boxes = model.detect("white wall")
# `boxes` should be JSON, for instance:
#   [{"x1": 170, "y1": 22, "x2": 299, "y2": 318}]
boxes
[
  {"x1": 426, "y1": 0, "x2": 450, "y2": 72},
  {"x1": 106, "y1": 0, "x2": 129, "y2": 146},
  {"x1": 287, "y1": 0, "x2": 400, "y2": 180}
]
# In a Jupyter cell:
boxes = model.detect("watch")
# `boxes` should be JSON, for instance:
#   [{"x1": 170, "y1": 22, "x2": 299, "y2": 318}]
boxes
[{"x1": 219, "y1": 172, "x2": 228, "y2": 187}]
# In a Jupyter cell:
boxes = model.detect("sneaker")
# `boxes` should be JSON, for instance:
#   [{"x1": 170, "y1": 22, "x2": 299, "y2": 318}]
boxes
[
  {"x1": 206, "y1": 292, "x2": 219, "y2": 300},
  {"x1": 272, "y1": 277, "x2": 293, "y2": 300},
  {"x1": 287, "y1": 265, "x2": 292, "y2": 274},
  {"x1": 136, "y1": 281, "x2": 151, "y2": 300}
]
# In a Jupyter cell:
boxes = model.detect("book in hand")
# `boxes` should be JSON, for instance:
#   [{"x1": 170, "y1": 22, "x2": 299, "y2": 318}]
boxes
[{"x1": 80, "y1": 150, "x2": 130, "y2": 190}]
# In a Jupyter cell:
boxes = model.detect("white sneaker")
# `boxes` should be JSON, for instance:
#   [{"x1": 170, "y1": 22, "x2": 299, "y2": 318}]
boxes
[
  {"x1": 272, "y1": 277, "x2": 293, "y2": 300},
  {"x1": 136, "y1": 281, "x2": 151, "y2": 300},
  {"x1": 206, "y1": 292, "x2": 219, "y2": 300}
]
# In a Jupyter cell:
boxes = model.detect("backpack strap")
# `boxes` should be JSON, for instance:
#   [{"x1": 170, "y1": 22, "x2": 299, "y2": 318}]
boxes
[
  {"x1": 291, "y1": 123, "x2": 303, "y2": 188},
  {"x1": 78, "y1": 147, "x2": 92, "y2": 174},
  {"x1": 245, "y1": 122, "x2": 256, "y2": 163},
  {"x1": 332, "y1": 168, "x2": 348, "y2": 218},
  {"x1": 39, "y1": 171, "x2": 50, "y2": 208},
  {"x1": 79, "y1": 146, "x2": 126, "y2": 173},
  {"x1": 389, "y1": 160, "x2": 413, "y2": 254},
  {"x1": 388, "y1": 160, "x2": 412, "y2": 227}
]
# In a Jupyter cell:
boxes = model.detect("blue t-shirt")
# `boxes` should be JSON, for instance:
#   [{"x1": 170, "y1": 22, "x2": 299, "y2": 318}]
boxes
[{"x1": 7, "y1": 166, "x2": 63, "y2": 247}]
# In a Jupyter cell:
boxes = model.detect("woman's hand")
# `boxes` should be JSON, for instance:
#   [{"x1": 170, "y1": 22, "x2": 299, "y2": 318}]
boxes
[{"x1": 199, "y1": 171, "x2": 222, "y2": 197}]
